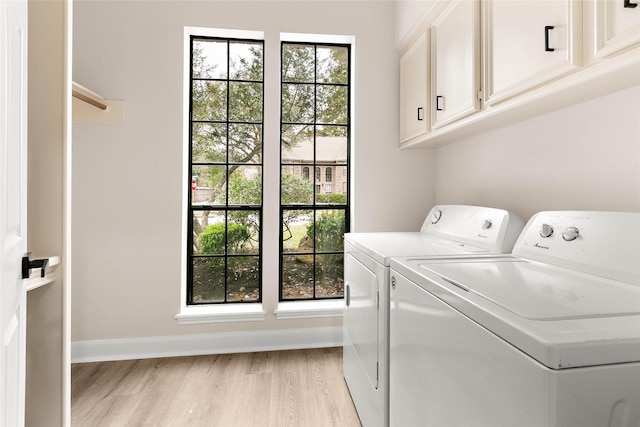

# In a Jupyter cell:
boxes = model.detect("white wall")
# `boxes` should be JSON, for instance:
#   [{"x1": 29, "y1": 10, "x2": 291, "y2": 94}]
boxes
[
  {"x1": 395, "y1": 0, "x2": 434, "y2": 46},
  {"x1": 72, "y1": 1, "x2": 434, "y2": 344},
  {"x1": 434, "y1": 85, "x2": 640, "y2": 221}
]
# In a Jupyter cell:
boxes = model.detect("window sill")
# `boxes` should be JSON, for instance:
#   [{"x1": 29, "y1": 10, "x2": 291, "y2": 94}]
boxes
[
  {"x1": 274, "y1": 300, "x2": 344, "y2": 320},
  {"x1": 175, "y1": 304, "x2": 266, "y2": 325}
]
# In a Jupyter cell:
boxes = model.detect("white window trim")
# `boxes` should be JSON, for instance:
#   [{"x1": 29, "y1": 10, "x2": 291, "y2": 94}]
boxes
[
  {"x1": 274, "y1": 300, "x2": 344, "y2": 320},
  {"x1": 175, "y1": 304, "x2": 266, "y2": 325},
  {"x1": 177, "y1": 28, "x2": 354, "y2": 324},
  {"x1": 178, "y1": 26, "x2": 266, "y2": 324}
]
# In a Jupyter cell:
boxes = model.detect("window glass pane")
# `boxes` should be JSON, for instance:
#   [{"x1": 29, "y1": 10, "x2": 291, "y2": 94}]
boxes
[
  {"x1": 316, "y1": 46, "x2": 348, "y2": 84},
  {"x1": 281, "y1": 255, "x2": 314, "y2": 300},
  {"x1": 281, "y1": 172, "x2": 313, "y2": 205},
  {"x1": 314, "y1": 210, "x2": 345, "y2": 252},
  {"x1": 279, "y1": 40, "x2": 349, "y2": 303},
  {"x1": 227, "y1": 256, "x2": 260, "y2": 302},
  {"x1": 192, "y1": 123, "x2": 227, "y2": 163},
  {"x1": 281, "y1": 124, "x2": 313, "y2": 160},
  {"x1": 282, "y1": 84, "x2": 314, "y2": 123},
  {"x1": 192, "y1": 81, "x2": 227, "y2": 121},
  {"x1": 193, "y1": 39, "x2": 227, "y2": 79},
  {"x1": 229, "y1": 167, "x2": 262, "y2": 205},
  {"x1": 282, "y1": 44, "x2": 315, "y2": 83},
  {"x1": 192, "y1": 257, "x2": 225, "y2": 303},
  {"x1": 316, "y1": 134, "x2": 347, "y2": 163},
  {"x1": 230, "y1": 41, "x2": 263, "y2": 80},
  {"x1": 316, "y1": 85, "x2": 347, "y2": 124},
  {"x1": 316, "y1": 254, "x2": 344, "y2": 298},
  {"x1": 229, "y1": 82, "x2": 263, "y2": 122},
  {"x1": 192, "y1": 165, "x2": 227, "y2": 205},
  {"x1": 189, "y1": 34, "x2": 263, "y2": 306},
  {"x1": 194, "y1": 212, "x2": 226, "y2": 255},
  {"x1": 229, "y1": 123, "x2": 262, "y2": 163},
  {"x1": 228, "y1": 210, "x2": 260, "y2": 254},
  {"x1": 316, "y1": 124, "x2": 347, "y2": 138},
  {"x1": 282, "y1": 209, "x2": 312, "y2": 252}
]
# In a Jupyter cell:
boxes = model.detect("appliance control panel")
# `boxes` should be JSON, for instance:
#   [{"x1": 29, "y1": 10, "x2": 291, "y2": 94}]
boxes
[
  {"x1": 514, "y1": 211, "x2": 640, "y2": 285},
  {"x1": 420, "y1": 205, "x2": 524, "y2": 253}
]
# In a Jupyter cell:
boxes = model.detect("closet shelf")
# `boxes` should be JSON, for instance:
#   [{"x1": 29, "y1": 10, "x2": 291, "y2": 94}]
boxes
[{"x1": 72, "y1": 81, "x2": 125, "y2": 124}]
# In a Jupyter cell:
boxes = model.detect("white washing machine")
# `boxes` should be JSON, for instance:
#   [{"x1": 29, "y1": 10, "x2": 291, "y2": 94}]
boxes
[
  {"x1": 389, "y1": 211, "x2": 640, "y2": 427},
  {"x1": 343, "y1": 205, "x2": 525, "y2": 427}
]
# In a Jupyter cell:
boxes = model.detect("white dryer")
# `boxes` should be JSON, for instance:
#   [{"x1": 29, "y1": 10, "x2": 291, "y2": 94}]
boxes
[
  {"x1": 343, "y1": 205, "x2": 524, "y2": 427},
  {"x1": 389, "y1": 211, "x2": 640, "y2": 427}
]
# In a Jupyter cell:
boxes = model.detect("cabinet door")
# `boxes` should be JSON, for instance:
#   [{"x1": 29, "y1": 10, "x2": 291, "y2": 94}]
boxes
[
  {"x1": 484, "y1": 0, "x2": 582, "y2": 105},
  {"x1": 400, "y1": 31, "x2": 429, "y2": 143},
  {"x1": 432, "y1": 0, "x2": 481, "y2": 128},
  {"x1": 595, "y1": 0, "x2": 640, "y2": 58}
]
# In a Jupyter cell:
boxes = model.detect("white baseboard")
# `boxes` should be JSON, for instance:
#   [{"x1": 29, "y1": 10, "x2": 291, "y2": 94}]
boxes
[{"x1": 71, "y1": 326, "x2": 343, "y2": 363}]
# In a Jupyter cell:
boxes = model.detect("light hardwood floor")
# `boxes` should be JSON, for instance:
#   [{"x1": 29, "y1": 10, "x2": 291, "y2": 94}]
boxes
[{"x1": 71, "y1": 347, "x2": 362, "y2": 427}]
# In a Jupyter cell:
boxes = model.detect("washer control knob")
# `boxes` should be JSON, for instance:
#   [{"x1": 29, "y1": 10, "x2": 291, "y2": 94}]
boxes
[
  {"x1": 482, "y1": 219, "x2": 493, "y2": 230},
  {"x1": 430, "y1": 209, "x2": 443, "y2": 224},
  {"x1": 562, "y1": 226, "x2": 580, "y2": 241},
  {"x1": 540, "y1": 224, "x2": 554, "y2": 238}
]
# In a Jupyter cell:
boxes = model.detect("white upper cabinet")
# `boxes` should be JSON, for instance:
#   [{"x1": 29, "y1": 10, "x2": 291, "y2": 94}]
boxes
[
  {"x1": 400, "y1": 30, "x2": 429, "y2": 143},
  {"x1": 594, "y1": 0, "x2": 640, "y2": 58},
  {"x1": 483, "y1": 0, "x2": 582, "y2": 105},
  {"x1": 431, "y1": 0, "x2": 481, "y2": 128},
  {"x1": 398, "y1": 0, "x2": 639, "y2": 148}
]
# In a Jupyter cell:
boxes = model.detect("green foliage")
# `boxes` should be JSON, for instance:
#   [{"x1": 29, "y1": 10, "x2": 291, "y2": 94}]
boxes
[
  {"x1": 281, "y1": 43, "x2": 349, "y2": 147},
  {"x1": 191, "y1": 40, "x2": 264, "y2": 199},
  {"x1": 316, "y1": 193, "x2": 347, "y2": 204},
  {"x1": 229, "y1": 174, "x2": 262, "y2": 205},
  {"x1": 281, "y1": 174, "x2": 313, "y2": 205},
  {"x1": 306, "y1": 210, "x2": 345, "y2": 252},
  {"x1": 199, "y1": 223, "x2": 251, "y2": 255}
]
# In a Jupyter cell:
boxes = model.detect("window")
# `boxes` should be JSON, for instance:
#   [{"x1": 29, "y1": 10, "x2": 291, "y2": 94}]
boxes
[
  {"x1": 302, "y1": 167, "x2": 309, "y2": 180},
  {"x1": 280, "y1": 41, "x2": 350, "y2": 301},
  {"x1": 187, "y1": 35, "x2": 264, "y2": 304},
  {"x1": 325, "y1": 167, "x2": 332, "y2": 182}
]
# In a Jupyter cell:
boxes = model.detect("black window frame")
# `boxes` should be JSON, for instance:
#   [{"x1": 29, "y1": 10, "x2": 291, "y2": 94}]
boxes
[
  {"x1": 279, "y1": 41, "x2": 351, "y2": 302},
  {"x1": 187, "y1": 35, "x2": 265, "y2": 305}
]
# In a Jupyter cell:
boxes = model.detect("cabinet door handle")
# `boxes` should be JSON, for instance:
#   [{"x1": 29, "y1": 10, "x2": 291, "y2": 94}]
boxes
[
  {"x1": 624, "y1": 0, "x2": 638, "y2": 8},
  {"x1": 545, "y1": 26, "x2": 555, "y2": 52},
  {"x1": 436, "y1": 96, "x2": 444, "y2": 111},
  {"x1": 417, "y1": 107, "x2": 424, "y2": 121}
]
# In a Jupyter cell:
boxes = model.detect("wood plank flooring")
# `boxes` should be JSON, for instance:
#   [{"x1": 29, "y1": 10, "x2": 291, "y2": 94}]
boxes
[{"x1": 71, "y1": 347, "x2": 362, "y2": 427}]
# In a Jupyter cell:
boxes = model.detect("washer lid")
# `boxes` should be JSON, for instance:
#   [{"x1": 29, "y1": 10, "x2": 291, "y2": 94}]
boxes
[
  {"x1": 394, "y1": 257, "x2": 640, "y2": 368},
  {"x1": 345, "y1": 232, "x2": 490, "y2": 266},
  {"x1": 424, "y1": 259, "x2": 640, "y2": 320}
]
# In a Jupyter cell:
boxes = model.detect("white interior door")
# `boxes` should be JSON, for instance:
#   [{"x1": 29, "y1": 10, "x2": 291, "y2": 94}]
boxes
[{"x1": 0, "y1": 0, "x2": 28, "y2": 425}]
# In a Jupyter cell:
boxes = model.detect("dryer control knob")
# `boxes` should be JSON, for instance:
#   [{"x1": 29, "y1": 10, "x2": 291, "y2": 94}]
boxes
[
  {"x1": 540, "y1": 224, "x2": 554, "y2": 238},
  {"x1": 431, "y1": 209, "x2": 443, "y2": 224},
  {"x1": 482, "y1": 219, "x2": 493, "y2": 230},
  {"x1": 562, "y1": 226, "x2": 580, "y2": 241}
]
